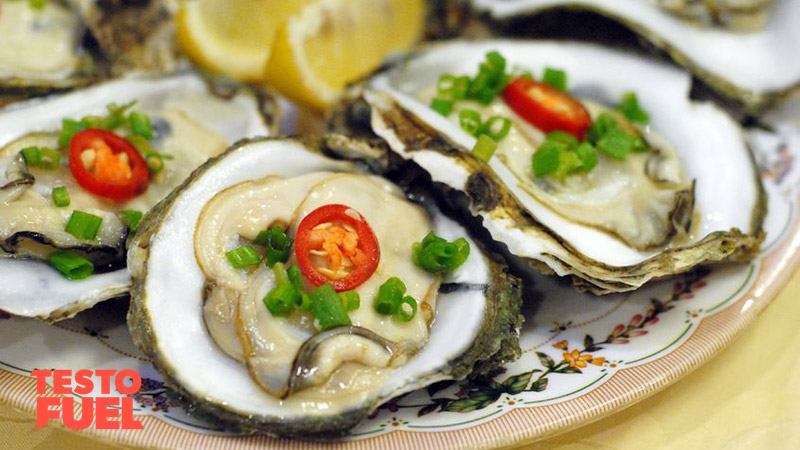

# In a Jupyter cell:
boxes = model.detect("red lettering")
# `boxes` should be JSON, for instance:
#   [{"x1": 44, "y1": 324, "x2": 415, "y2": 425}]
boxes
[
  {"x1": 30, "y1": 369, "x2": 51, "y2": 395},
  {"x1": 62, "y1": 397, "x2": 94, "y2": 430},
  {"x1": 95, "y1": 396, "x2": 120, "y2": 430},
  {"x1": 35, "y1": 396, "x2": 60, "y2": 429},
  {"x1": 52, "y1": 369, "x2": 71, "y2": 395},
  {"x1": 73, "y1": 369, "x2": 93, "y2": 396},
  {"x1": 95, "y1": 369, "x2": 115, "y2": 395},
  {"x1": 115, "y1": 369, "x2": 141, "y2": 395},
  {"x1": 120, "y1": 397, "x2": 144, "y2": 430}
]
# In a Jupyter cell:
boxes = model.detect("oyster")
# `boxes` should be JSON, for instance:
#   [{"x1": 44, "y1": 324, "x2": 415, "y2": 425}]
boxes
[
  {"x1": 0, "y1": 73, "x2": 276, "y2": 320},
  {"x1": 468, "y1": 0, "x2": 800, "y2": 111},
  {"x1": 0, "y1": 0, "x2": 176, "y2": 100},
  {"x1": 331, "y1": 40, "x2": 765, "y2": 294},
  {"x1": 127, "y1": 137, "x2": 523, "y2": 436}
]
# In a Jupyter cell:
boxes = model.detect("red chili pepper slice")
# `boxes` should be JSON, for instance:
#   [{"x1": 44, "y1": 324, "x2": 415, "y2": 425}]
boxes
[
  {"x1": 503, "y1": 78, "x2": 592, "y2": 139},
  {"x1": 294, "y1": 204, "x2": 380, "y2": 292},
  {"x1": 69, "y1": 129, "x2": 150, "y2": 200}
]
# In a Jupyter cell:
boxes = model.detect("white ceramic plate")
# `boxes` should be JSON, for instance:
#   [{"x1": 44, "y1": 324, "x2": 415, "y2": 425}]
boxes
[{"x1": 1, "y1": 95, "x2": 799, "y2": 450}]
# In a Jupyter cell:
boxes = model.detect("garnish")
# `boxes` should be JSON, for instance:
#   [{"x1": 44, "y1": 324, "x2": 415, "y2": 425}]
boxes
[
  {"x1": 52, "y1": 186, "x2": 70, "y2": 207},
  {"x1": 542, "y1": 67, "x2": 568, "y2": 92},
  {"x1": 373, "y1": 277, "x2": 418, "y2": 322},
  {"x1": 69, "y1": 129, "x2": 150, "y2": 200},
  {"x1": 503, "y1": 77, "x2": 591, "y2": 139},
  {"x1": 532, "y1": 131, "x2": 599, "y2": 180},
  {"x1": 412, "y1": 232, "x2": 471, "y2": 274},
  {"x1": 587, "y1": 113, "x2": 648, "y2": 158},
  {"x1": 434, "y1": 51, "x2": 511, "y2": 112},
  {"x1": 472, "y1": 134, "x2": 497, "y2": 163},
  {"x1": 120, "y1": 210, "x2": 143, "y2": 233},
  {"x1": 226, "y1": 245, "x2": 262, "y2": 270},
  {"x1": 255, "y1": 225, "x2": 293, "y2": 267},
  {"x1": 65, "y1": 211, "x2": 103, "y2": 241},
  {"x1": 294, "y1": 204, "x2": 380, "y2": 292},
  {"x1": 21, "y1": 146, "x2": 61, "y2": 170},
  {"x1": 47, "y1": 251, "x2": 93, "y2": 280},
  {"x1": 263, "y1": 263, "x2": 302, "y2": 316},
  {"x1": 309, "y1": 284, "x2": 353, "y2": 331},
  {"x1": 616, "y1": 92, "x2": 650, "y2": 124},
  {"x1": 263, "y1": 262, "x2": 359, "y2": 325}
]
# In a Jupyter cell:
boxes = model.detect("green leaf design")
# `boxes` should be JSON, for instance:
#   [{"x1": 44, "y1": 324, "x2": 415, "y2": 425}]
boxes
[
  {"x1": 557, "y1": 366, "x2": 583, "y2": 374},
  {"x1": 418, "y1": 398, "x2": 449, "y2": 417},
  {"x1": 536, "y1": 351, "x2": 556, "y2": 369},
  {"x1": 502, "y1": 371, "x2": 533, "y2": 395},
  {"x1": 529, "y1": 377, "x2": 549, "y2": 392},
  {"x1": 583, "y1": 334, "x2": 594, "y2": 349}
]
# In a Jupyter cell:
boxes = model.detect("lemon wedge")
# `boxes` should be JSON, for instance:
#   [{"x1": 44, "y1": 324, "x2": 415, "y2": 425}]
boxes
[
  {"x1": 264, "y1": 0, "x2": 425, "y2": 111},
  {"x1": 176, "y1": 0, "x2": 312, "y2": 82}
]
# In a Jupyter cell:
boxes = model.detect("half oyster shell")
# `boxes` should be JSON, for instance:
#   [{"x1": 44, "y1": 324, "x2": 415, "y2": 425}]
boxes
[
  {"x1": 0, "y1": 0, "x2": 176, "y2": 101},
  {"x1": 330, "y1": 40, "x2": 766, "y2": 294},
  {"x1": 127, "y1": 137, "x2": 523, "y2": 436},
  {"x1": 0, "y1": 73, "x2": 276, "y2": 320},
  {"x1": 468, "y1": 0, "x2": 800, "y2": 111}
]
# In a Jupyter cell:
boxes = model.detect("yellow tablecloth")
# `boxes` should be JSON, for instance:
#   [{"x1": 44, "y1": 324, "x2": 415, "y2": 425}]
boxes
[{"x1": 3, "y1": 269, "x2": 800, "y2": 450}]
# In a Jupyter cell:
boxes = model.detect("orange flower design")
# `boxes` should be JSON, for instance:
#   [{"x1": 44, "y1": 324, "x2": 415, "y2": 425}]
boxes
[
  {"x1": 563, "y1": 350, "x2": 593, "y2": 368},
  {"x1": 591, "y1": 357, "x2": 606, "y2": 366},
  {"x1": 553, "y1": 340, "x2": 568, "y2": 350}
]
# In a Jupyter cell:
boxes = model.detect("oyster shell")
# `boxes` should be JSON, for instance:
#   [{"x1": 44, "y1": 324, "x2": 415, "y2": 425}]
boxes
[
  {"x1": 468, "y1": 0, "x2": 800, "y2": 111},
  {"x1": 0, "y1": 73, "x2": 276, "y2": 320},
  {"x1": 0, "y1": 0, "x2": 177, "y2": 101},
  {"x1": 330, "y1": 40, "x2": 766, "y2": 294},
  {"x1": 127, "y1": 137, "x2": 523, "y2": 436}
]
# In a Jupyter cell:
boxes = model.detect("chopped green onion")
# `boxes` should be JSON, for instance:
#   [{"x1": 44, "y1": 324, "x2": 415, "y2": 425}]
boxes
[
  {"x1": 47, "y1": 251, "x2": 93, "y2": 280},
  {"x1": 472, "y1": 134, "x2": 497, "y2": 163},
  {"x1": 586, "y1": 113, "x2": 618, "y2": 143},
  {"x1": 287, "y1": 264, "x2": 303, "y2": 290},
  {"x1": 309, "y1": 284, "x2": 352, "y2": 331},
  {"x1": 21, "y1": 147, "x2": 41, "y2": 166},
  {"x1": 127, "y1": 134, "x2": 154, "y2": 154},
  {"x1": 542, "y1": 67, "x2": 568, "y2": 91},
  {"x1": 226, "y1": 245, "x2": 261, "y2": 270},
  {"x1": 129, "y1": 111, "x2": 153, "y2": 139},
  {"x1": 596, "y1": 127, "x2": 636, "y2": 160},
  {"x1": 146, "y1": 154, "x2": 164, "y2": 174},
  {"x1": 412, "y1": 232, "x2": 471, "y2": 274},
  {"x1": 546, "y1": 130, "x2": 579, "y2": 147},
  {"x1": 58, "y1": 119, "x2": 89, "y2": 148},
  {"x1": 263, "y1": 283, "x2": 297, "y2": 317},
  {"x1": 101, "y1": 101, "x2": 136, "y2": 130},
  {"x1": 551, "y1": 149, "x2": 582, "y2": 180},
  {"x1": 374, "y1": 277, "x2": 406, "y2": 315},
  {"x1": 256, "y1": 226, "x2": 293, "y2": 266},
  {"x1": 338, "y1": 291, "x2": 361, "y2": 312},
  {"x1": 575, "y1": 142, "x2": 598, "y2": 172},
  {"x1": 459, "y1": 109, "x2": 483, "y2": 136},
  {"x1": 437, "y1": 74, "x2": 458, "y2": 96},
  {"x1": 38, "y1": 147, "x2": 61, "y2": 170},
  {"x1": 532, "y1": 139, "x2": 564, "y2": 177},
  {"x1": 120, "y1": 210, "x2": 143, "y2": 233},
  {"x1": 52, "y1": 187, "x2": 70, "y2": 207},
  {"x1": 633, "y1": 135, "x2": 648, "y2": 153},
  {"x1": 430, "y1": 97, "x2": 454, "y2": 117},
  {"x1": 21, "y1": 146, "x2": 60, "y2": 170},
  {"x1": 616, "y1": 92, "x2": 650, "y2": 124},
  {"x1": 28, "y1": 0, "x2": 49, "y2": 10},
  {"x1": 395, "y1": 296, "x2": 417, "y2": 322},
  {"x1": 297, "y1": 292, "x2": 311, "y2": 310},
  {"x1": 484, "y1": 116, "x2": 511, "y2": 141},
  {"x1": 65, "y1": 211, "x2": 103, "y2": 241}
]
